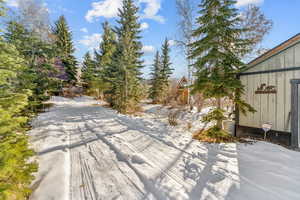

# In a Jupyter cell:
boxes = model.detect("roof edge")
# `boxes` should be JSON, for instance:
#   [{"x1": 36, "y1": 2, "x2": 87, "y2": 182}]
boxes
[{"x1": 247, "y1": 33, "x2": 300, "y2": 68}]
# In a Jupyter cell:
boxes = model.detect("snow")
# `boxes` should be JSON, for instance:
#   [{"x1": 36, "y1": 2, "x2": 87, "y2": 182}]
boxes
[{"x1": 29, "y1": 96, "x2": 300, "y2": 200}]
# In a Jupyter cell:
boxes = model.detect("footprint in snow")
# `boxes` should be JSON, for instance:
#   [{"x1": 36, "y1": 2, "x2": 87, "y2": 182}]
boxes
[{"x1": 131, "y1": 154, "x2": 146, "y2": 164}]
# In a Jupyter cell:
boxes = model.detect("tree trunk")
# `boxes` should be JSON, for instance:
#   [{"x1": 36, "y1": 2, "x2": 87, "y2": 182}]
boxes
[
  {"x1": 187, "y1": 57, "x2": 191, "y2": 108},
  {"x1": 217, "y1": 97, "x2": 222, "y2": 129}
]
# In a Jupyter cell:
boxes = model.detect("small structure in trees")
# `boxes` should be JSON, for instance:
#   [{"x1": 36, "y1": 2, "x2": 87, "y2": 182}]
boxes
[{"x1": 175, "y1": 76, "x2": 189, "y2": 105}]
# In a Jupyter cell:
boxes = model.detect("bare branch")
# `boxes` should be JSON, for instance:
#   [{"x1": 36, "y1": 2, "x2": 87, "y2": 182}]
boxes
[{"x1": 239, "y1": 4, "x2": 273, "y2": 61}]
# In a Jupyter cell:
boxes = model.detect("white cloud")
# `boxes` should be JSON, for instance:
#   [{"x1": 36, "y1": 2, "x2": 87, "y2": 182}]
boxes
[
  {"x1": 236, "y1": 0, "x2": 264, "y2": 7},
  {"x1": 141, "y1": 22, "x2": 149, "y2": 30},
  {"x1": 6, "y1": 0, "x2": 19, "y2": 7},
  {"x1": 139, "y1": 0, "x2": 165, "y2": 23},
  {"x1": 142, "y1": 45, "x2": 155, "y2": 54},
  {"x1": 168, "y1": 40, "x2": 176, "y2": 46},
  {"x1": 79, "y1": 33, "x2": 102, "y2": 50},
  {"x1": 80, "y1": 28, "x2": 88, "y2": 33},
  {"x1": 86, "y1": 0, "x2": 164, "y2": 23},
  {"x1": 85, "y1": 0, "x2": 122, "y2": 22}
]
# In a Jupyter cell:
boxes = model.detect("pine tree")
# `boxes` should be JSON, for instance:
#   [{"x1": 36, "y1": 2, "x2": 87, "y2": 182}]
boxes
[
  {"x1": 160, "y1": 38, "x2": 173, "y2": 101},
  {"x1": 149, "y1": 51, "x2": 162, "y2": 103},
  {"x1": 0, "y1": 17, "x2": 37, "y2": 200},
  {"x1": 81, "y1": 52, "x2": 96, "y2": 86},
  {"x1": 53, "y1": 15, "x2": 77, "y2": 83},
  {"x1": 95, "y1": 21, "x2": 117, "y2": 84},
  {"x1": 161, "y1": 38, "x2": 173, "y2": 84},
  {"x1": 110, "y1": 0, "x2": 144, "y2": 113},
  {"x1": 81, "y1": 52, "x2": 107, "y2": 98},
  {"x1": 4, "y1": 21, "x2": 61, "y2": 112},
  {"x1": 190, "y1": 0, "x2": 255, "y2": 138}
]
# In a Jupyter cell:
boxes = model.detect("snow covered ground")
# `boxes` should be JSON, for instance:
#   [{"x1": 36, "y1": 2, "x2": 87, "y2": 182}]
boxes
[{"x1": 29, "y1": 96, "x2": 300, "y2": 200}]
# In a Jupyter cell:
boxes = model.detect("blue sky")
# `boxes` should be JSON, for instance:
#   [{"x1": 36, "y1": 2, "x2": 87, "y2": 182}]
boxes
[{"x1": 5, "y1": 0, "x2": 300, "y2": 78}]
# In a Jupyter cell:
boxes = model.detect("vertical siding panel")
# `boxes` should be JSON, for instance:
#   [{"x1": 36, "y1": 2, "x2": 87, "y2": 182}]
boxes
[
  {"x1": 285, "y1": 48, "x2": 295, "y2": 68},
  {"x1": 285, "y1": 71, "x2": 293, "y2": 132},
  {"x1": 294, "y1": 69, "x2": 300, "y2": 79},
  {"x1": 261, "y1": 73, "x2": 269, "y2": 125},
  {"x1": 275, "y1": 72, "x2": 278, "y2": 130},
  {"x1": 276, "y1": 71, "x2": 285, "y2": 131},
  {"x1": 239, "y1": 76, "x2": 248, "y2": 126},
  {"x1": 268, "y1": 72, "x2": 276, "y2": 128},
  {"x1": 245, "y1": 75, "x2": 251, "y2": 126},
  {"x1": 295, "y1": 44, "x2": 300, "y2": 79},
  {"x1": 248, "y1": 74, "x2": 255, "y2": 127},
  {"x1": 295, "y1": 43, "x2": 300, "y2": 66},
  {"x1": 284, "y1": 48, "x2": 294, "y2": 132},
  {"x1": 253, "y1": 74, "x2": 261, "y2": 128}
]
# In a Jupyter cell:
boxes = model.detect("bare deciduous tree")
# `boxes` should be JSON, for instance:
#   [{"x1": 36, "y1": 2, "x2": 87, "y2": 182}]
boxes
[
  {"x1": 17, "y1": 0, "x2": 51, "y2": 41},
  {"x1": 239, "y1": 5, "x2": 273, "y2": 61},
  {"x1": 175, "y1": 0, "x2": 197, "y2": 107}
]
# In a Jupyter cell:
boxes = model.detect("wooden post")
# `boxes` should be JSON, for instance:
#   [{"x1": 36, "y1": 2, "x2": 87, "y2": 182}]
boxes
[{"x1": 290, "y1": 79, "x2": 300, "y2": 148}]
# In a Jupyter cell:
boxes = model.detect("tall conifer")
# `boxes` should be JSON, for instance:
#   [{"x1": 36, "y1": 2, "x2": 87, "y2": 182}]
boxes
[
  {"x1": 160, "y1": 38, "x2": 173, "y2": 86},
  {"x1": 160, "y1": 38, "x2": 173, "y2": 101},
  {"x1": 81, "y1": 52, "x2": 96, "y2": 87},
  {"x1": 110, "y1": 0, "x2": 144, "y2": 113},
  {"x1": 149, "y1": 51, "x2": 162, "y2": 103},
  {"x1": 53, "y1": 15, "x2": 77, "y2": 83},
  {"x1": 190, "y1": 0, "x2": 255, "y2": 137},
  {"x1": 95, "y1": 21, "x2": 117, "y2": 83},
  {"x1": 4, "y1": 21, "x2": 60, "y2": 111},
  {"x1": 0, "y1": 3, "x2": 37, "y2": 198}
]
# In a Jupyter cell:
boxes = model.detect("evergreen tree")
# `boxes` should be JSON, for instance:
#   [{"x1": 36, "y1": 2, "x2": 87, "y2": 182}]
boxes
[
  {"x1": 81, "y1": 52, "x2": 107, "y2": 98},
  {"x1": 81, "y1": 52, "x2": 96, "y2": 87},
  {"x1": 161, "y1": 38, "x2": 173, "y2": 85},
  {"x1": 0, "y1": 3, "x2": 37, "y2": 198},
  {"x1": 53, "y1": 15, "x2": 77, "y2": 83},
  {"x1": 149, "y1": 51, "x2": 162, "y2": 103},
  {"x1": 4, "y1": 21, "x2": 61, "y2": 112},
  {"x1": 95, "y1": 21, "x2": 117, "y2": 83},
  {"x1": 190, "y1": 0, "x2": 255, "y2": 138},
  {"x1": 110, "y1": 0, "x2": 144, "y2": 113},
  {"x1": 160, "y1": 38, "x2": 173, "y2": 101}
]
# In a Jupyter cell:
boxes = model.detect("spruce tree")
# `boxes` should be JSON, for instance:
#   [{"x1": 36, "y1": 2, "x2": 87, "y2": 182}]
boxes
[
  {"x1": 81, "y1": 52, "x2": 96, "y2": 87},
  {"x1": 190, "y1": 0, "x2": 255, "y2": 138},
  {"x1": 0, "y1": 7, "x2": 37, "y2": 198},
  {"x1": 110, "y1": 0, "x2": 144, "y2": 113},
  {"x1": 161, "y1": 38, "x2": 173, "y2": 85},
  {"x1": 53, "y1": 15, "x2": 77, "y2": 83},
  {"x1": 95, "y1": 21, "x2": 117, "y2": 83},
  {"x1": 4, "y1": 21, "x2": 61, "y2": 111},
  {"x1": 160, "y1": 38, "x2": 173, "y2": 101},
  {"x1": 149, "y1": 51, "x2": 162, "y2": 103}
]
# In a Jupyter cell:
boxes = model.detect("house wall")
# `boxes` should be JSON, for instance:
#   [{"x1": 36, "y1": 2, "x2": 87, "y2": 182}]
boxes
[{"x1": 239, "y1": 42, "x2": 300, "y2": 133}]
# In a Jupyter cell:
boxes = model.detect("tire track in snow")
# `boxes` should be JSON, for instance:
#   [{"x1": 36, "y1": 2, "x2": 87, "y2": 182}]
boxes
[
  {"x1": 94, "y1": 133, "x2": 169, "y2": 200},
  {"x1": 78, "y1": 152, "x2": 98, "y2": 200},
  {"x1": 87, "y1": 143, "x2": 147, "y2": 198},
  {"x1": 70, "y1": 125, "x2": 146, "y2": 200}
]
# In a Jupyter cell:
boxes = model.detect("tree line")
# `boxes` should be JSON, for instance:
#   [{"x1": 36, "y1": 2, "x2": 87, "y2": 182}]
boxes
[
  {"x1": 81, "y1": 0, "x2": 174, "y2": 113},
  {"x1": 0, "y1": 0, "x2": 273, "y2": 198},
  {"x1": 0, "y1": 0, "x2": 77, "y2": 198}
]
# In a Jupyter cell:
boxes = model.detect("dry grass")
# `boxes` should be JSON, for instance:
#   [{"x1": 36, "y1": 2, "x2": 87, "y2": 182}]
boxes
[
  {"x1": 193, "y1": 127, "x2": 249, "y2": 144},
  {"x1": 193, "y1": 131, "x2": 238, "y2": 143},
  {"x1": 187, "y1": 122, "x2": 192, "y2": 131},
  {"x1": 168, "y1": 111, "x2": 180, "y2": 126}
]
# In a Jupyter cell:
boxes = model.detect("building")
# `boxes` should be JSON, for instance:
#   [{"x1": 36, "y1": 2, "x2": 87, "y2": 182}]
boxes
[{"x1": 236, "y1": 33, "x2": 300, "y2": 148}]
